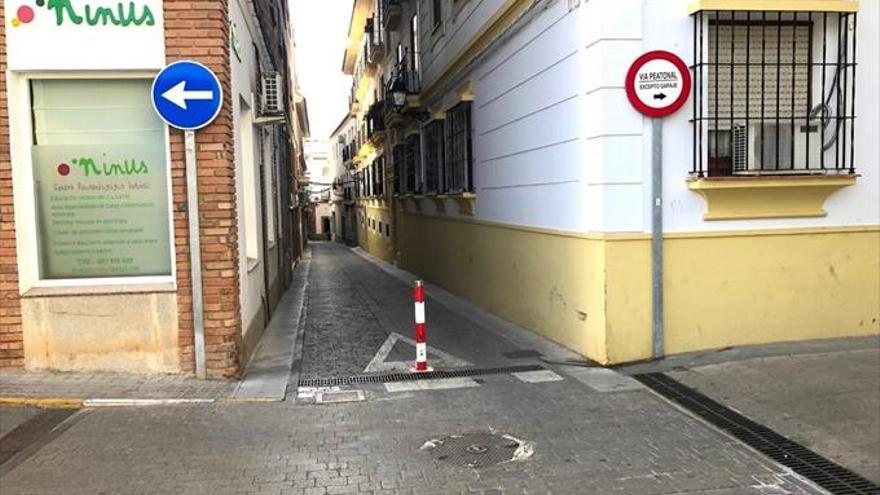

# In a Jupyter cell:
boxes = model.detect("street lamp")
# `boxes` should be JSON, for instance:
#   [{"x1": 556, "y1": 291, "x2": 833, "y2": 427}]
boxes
[
  {"x1": 389, "y1": 78, "x2": 408, "y2": 112},
  {"x1": 389, "y1": 77, "x2": 430, "y2": 122}
]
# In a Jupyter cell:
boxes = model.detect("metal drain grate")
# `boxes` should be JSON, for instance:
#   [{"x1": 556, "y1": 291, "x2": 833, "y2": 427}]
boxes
[
  {"x1": 298, "y1": 364, "x2": 544, "y2": 388},
  {"x1": 635, "y1": 373, "x2": 880, "y2": 495}
]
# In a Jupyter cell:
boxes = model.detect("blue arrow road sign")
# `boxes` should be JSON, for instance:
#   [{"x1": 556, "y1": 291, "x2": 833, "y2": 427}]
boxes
[{"x1": 152, "y1": 61, "x2": 223, "y2": 130}]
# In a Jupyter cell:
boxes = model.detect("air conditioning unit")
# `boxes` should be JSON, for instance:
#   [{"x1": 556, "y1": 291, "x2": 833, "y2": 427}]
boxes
[
  {"x1": 261, "y1": 72, "x2": 283, "y2": 116},
  {"x1": 732, "y1": 121, "x2": 823, "y2": 174}
]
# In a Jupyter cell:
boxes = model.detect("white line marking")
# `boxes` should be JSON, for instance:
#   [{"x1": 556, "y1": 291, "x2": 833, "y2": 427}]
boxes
[
  {"x1": 364, "y1": 332, "x2": 471, "y2": 373},
  {"x1": 384, "y1": 377, "x2": 480, "y2": 393},
  {"x1": 562, "y1": 368, "x2": 644, "y2": 392},
  {"x1": 512, "y1": 370, "x2": 564, "y2": 383}
]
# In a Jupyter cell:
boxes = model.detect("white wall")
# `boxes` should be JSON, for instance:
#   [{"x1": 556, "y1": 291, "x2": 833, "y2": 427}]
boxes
[
  {"x1": 420, "y1": 0, "x2": 507, "y2": 91},
  {"x1": 628, "y1": 0, "x2": 878, "y2": 233},
  {"x1": 469, "y1": 1, "x2": 589, "y2": 231},
  {"x1": 231, "y1": 0, "x2": 267, "y2": 335},
  {"x1": 466, "y1": 0, "x2": 879, "y2": 234}
]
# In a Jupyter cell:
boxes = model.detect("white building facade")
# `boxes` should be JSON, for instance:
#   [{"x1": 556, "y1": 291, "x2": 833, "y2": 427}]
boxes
[{"x1": 349, "y1": 0, "x2": 878, "y2": 364}]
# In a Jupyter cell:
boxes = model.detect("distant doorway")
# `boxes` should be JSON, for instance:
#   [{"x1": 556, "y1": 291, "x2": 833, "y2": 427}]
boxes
[{"x1": 321, "y1": 216, "x2": 331, "y2": 240}]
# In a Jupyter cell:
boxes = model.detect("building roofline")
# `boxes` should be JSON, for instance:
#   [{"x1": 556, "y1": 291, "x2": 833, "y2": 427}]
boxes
[{"x1": 330, "y1": 113, "x2": 353, "y2": 138}]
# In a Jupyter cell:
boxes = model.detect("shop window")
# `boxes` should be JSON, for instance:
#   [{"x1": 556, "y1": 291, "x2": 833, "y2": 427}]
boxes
[
  {"x1": 694, "y1": 10, "x2": 857, "y2": 177},
  {"x1": 444, "y1": 101, "x2": 474, "y2": 192},
  {"x1": 30, "y1": 79, "x2": 171, "y2": 279},
  {"x1": 424, "y1": 120, "x2": 444, "y2": 194}
]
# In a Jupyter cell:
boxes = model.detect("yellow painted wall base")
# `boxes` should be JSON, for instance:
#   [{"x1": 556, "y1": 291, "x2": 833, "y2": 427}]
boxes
[
  {"x1": 397, "y1": 210, "x2": 610, "y2": 363},
  {"x1": 20, "y1": 292, "x2": 181, "y2": 373},
  {"x1": 357, "y1": 202, "x2": 395, "y2": 263},
  {"x1": 395, "y1": 210, "x2": 880, "y2": 364},
  {"x1": 663, "y1": 227, "x2": 880, "y2": 356}
]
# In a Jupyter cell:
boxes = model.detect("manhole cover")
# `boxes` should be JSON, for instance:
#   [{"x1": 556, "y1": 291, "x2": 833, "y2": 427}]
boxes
[{"x1": 420, "y1": 432, "x2": 534, "y2": 468}]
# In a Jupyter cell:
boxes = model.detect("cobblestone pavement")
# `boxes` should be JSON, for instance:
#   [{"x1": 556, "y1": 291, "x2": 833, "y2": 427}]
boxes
[
  {"x1": 0, "y1": 374, "x2": 824, "y2": 495},
  {"x1": 670, "y1": 347, "x2": 880, "y2": 483},
  {"x1": 0, "y1": 242, "x2": 834, "y2": 494},
  {"x1": 299, "y1": 243, "x2": 541, "y2": 381}
]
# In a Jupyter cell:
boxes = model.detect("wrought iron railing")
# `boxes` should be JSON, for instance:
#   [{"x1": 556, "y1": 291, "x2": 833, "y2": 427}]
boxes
[
  {"x1": 367, "y1": 100, "x2": 386, "y2": 137},
  {"x1": 385, "y1": 49, "x2": 420, "y2": 109},
  {"x1": 692, "y1": 10, "x2": 857, "y2": 177}
]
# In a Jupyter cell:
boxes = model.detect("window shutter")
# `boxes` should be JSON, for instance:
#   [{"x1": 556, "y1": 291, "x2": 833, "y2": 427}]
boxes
[{"x1": 708, "y1": 22, "x2": 810, "y2": 128}]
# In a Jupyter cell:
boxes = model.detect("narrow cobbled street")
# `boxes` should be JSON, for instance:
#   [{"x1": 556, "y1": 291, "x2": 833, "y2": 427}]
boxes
[{"x1": 1, "y1": 243, "x2": 856, "y2": 495}]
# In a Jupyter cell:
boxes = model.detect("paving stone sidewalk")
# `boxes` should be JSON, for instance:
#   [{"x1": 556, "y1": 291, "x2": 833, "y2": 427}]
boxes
[
  {"x1": 0, "y1": 370, "x2": 237, "y2": 401},
  {"x1": 669, "y1": 346, "x2": 880, "y2": 483}
]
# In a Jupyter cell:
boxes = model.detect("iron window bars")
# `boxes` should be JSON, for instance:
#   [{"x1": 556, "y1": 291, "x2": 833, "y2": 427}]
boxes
[
  {"x1": 692, "y1": 10, "x2": 857, "y2": 177},
  {"x1": 424, "y1": 120, "x2": 445, "y2": 194},
  {"x1": 444, "y1": 101, "x2": 474, "y2": 193},
  {"x1": 404, "y1": 133, "x2": 421, "y2": 194},
  {"x1": 393, "y1": 144, "x2": 405, "y2": 194},
  {"x1": 372, "y1": 155, "x2": 385, "y2": 196}
]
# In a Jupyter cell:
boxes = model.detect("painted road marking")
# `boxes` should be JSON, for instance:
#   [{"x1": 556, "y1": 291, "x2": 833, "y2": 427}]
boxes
[
  {"x1": 563, "y1": 368, "x2": 644, "y2": 392},
  {"x1": 364, "y1": 332, "x2": 471, "y2": 373},
  {"x1": 512, "y1": 370, "x2": 564, "y2": 383},
  {"x1": 384, "y1": 377, "x2": 480, "y2": 393}
]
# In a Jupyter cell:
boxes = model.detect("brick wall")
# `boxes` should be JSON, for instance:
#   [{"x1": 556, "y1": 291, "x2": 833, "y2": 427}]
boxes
[
  {"x1": 164, "y1": 0, "x2": 243, "y2": 378},
  {"x1": 0, "y1": 2, "x2": 25, "y2": 368}
]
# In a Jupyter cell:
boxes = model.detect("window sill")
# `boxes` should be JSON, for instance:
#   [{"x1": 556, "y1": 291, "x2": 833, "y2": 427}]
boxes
[
  {"x1": 449, "y1": 192, "x2": 476, "y2": 216},
  {"x1": 22, "y1": 282, "x2": 176, "y2": 298},
  {"x1": 687, "y1": 174, "x2": 857, "y2": 220}
]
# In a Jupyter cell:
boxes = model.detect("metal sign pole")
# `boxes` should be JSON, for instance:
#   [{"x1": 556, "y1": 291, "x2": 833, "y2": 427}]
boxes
[
  {"x1": 185, "y1": 129, "x2": 207, "y2": 379},
  {"x1": 651, "y1": 118, "x2": 664, "y2": 360}
]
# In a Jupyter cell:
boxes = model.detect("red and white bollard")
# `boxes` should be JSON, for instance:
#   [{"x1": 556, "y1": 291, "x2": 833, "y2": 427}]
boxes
[{"x1": 413, "y1": 280, "x2": 430, "y2": 372}]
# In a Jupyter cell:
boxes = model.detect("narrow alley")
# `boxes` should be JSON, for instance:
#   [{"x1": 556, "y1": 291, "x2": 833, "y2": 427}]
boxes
[{"x1": 2, "y1": 0, "x2": 879, "y2": 493}]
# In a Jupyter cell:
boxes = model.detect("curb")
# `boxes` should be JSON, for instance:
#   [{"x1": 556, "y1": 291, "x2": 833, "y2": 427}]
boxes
[{"x1": 0, "y1": 397, "x2": 84, "y2": 409}]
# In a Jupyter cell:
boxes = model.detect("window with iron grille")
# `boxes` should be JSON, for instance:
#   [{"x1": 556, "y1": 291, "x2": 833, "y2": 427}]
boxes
[
  {"x1": 693, "y1": 10, "x2": 857, "y2": 177},
  {"x1": 424, "y1": 120, "x2": 444, "y2": 194},
  {"x1": 444, "y1": 101, "x2": 473, "y2": 192},
  {"x1": 373, "y1": 156, "x2": 385, "y2": 196},
  {"x1": 393, "y1": 144, "x2": 405, "y2": 194},
  {"x1": 404, "y1": 133, "x2": 421, "y2": 193}
]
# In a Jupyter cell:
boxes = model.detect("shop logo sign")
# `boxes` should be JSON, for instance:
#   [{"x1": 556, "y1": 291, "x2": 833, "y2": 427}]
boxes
[
  {"x1": 55, "y1": 157, "x2": 150, "y2": 177},
  {"x1": 11, "y1": 0, "x2": 156, "y2": 28}
]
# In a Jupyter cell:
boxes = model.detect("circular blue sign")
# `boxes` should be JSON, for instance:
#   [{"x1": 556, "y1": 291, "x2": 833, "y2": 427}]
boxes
[{"x1": 151, "y1": 60, "x2": 223, "y2": 130}]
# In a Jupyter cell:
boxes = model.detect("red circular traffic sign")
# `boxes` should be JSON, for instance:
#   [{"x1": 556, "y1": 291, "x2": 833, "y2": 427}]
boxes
[{"x1": 625, "y1": 50, "x2": 691, "y2": 118}]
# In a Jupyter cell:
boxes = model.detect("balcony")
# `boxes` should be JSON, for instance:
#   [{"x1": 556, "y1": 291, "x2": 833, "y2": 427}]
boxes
[
  {"x1": 384, "y1": 49, "x2": 421, "y2": 128},
  {"x1": 364, "y1": 15, "x2": 385, "y2": 66},
  {"x1": 366, "y1": 101, "x2": 387, "y2": 146},
  {"x1": 382, "y1": 0, "x2": 401, "y2": 31}
]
